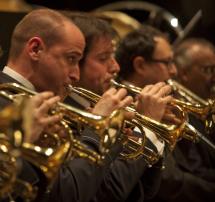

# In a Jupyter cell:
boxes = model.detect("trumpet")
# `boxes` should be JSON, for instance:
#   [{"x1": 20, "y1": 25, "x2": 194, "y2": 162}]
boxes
[
  {"x1": 111, "y1": 79, "x2": 202, "y2": 149},
  {"x1": 110, "y1": 79, "x2": 215, "y2": 150},
  {"x1": 68, "y1": 85, "x2": 161, "y2": 165},
  {"x1": 167, "y1": 79, "x2": 215, "y2": 134},
  {"x1": 0, "y1": 82, "x2": 126, "y2": 157},
  {"x1": 0, "y1": 82, "x2": 126, "y2": 199}
]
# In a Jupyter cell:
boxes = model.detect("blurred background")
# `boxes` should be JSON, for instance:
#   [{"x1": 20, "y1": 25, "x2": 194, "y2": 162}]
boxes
[{"x1": 1, "y1": 0, "x2": 215, "y2": 67}]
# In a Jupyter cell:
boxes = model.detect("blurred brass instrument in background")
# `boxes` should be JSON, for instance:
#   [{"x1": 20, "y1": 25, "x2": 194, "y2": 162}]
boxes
[
  {"x1": 0, "y1": 97, "x2": 37, "y2": 201},
  {"x1": 94, "y1": 1, "x2": 183, "y2": 42},
  {"x1": 167, "y1": 79, "x2": 215, "y2": 135},
  {"x1": 68, "y1": 85, "x2": 161, "y2": 165}
]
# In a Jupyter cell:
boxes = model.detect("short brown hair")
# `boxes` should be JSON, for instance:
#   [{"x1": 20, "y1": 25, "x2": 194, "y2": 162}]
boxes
[
  {"x1": 9, "y1": 8, "x2": 73, "y2": 60},
  {"x1": 64, "y1": 11, "x2": 117, "y2": 66}
]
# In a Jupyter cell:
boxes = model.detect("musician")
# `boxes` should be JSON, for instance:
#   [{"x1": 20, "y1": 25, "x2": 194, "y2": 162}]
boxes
[
  {"x1": 174, "y1": 38, "x2": 215, "y2": 177},
  {"x1": 115, "y1": 25, "x2": 215, "y2": 202},
  {"x1": 175, "y1": 38, "x2": 215, "y2": 100},
  {"x1": 59, "y1": 12, "x2": 174, "y2": 202},
  {"x1": 0, "y1": 9, "x2": 133, "y2": 202}
]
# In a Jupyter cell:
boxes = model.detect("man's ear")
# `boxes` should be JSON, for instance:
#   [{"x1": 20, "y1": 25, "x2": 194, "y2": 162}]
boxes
[
  {"x1": 179, "y1": 68, "x2": 189, "y2": 83},
  {"x1": 27, "y1": 37, "x2": 44, "y2": 61},
  {"x1": 133, "y1": 56, "x2": 145, "y2": 75}
]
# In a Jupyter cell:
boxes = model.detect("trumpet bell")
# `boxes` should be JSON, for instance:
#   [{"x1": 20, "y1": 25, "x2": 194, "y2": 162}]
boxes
[{"x1": 167, "y1": 79, "x2": 215, "y2": 135}]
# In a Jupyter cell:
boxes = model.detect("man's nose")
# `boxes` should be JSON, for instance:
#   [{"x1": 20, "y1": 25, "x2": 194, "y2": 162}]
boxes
[
  {"x1": 109, "y1": 58, "x2": 120, "y2": 74},
  {"x1": 69, "y1": 65, "x2": 80, "y2": 83},
  {"x1": 169, "y1": 63, "x2": 178, "y2": 78}
]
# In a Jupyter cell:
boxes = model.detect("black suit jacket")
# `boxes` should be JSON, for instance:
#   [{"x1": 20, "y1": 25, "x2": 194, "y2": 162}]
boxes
[
  {"x1": 146, "y1": 114, "x2": 215, "y2": 202},
  {"x1": 45, "y1": 93, "x2": 126, "y2": 202},
  {"x1": 0, "y1": 71, "x2": 162, "y2": 202},
  {"x1": 63, "y1": 94, "x2": 162, "y2": 202},
  {"x1": 0, "y1": 71, "x2": 122, "y2": 202}
]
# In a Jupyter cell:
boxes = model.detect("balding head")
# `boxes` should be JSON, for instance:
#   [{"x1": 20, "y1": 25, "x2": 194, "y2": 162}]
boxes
[
  {"x1": 174, "y1": 38, "x2": 215, "y2": 99},
  {"x1": 6, "y1": 9, "x2": 85, "y2": 98},
  {"x1": 174, "y1": 38, "x2": 215, "y2": 71},
  {"x1": 9, "y1": 8, "x2": 76, "y2": 60}
]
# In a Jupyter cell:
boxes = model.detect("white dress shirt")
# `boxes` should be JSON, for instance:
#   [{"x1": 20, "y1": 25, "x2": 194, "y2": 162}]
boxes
[{"x1": 3, "y1": 66, "x2": 35, "y2": 91}]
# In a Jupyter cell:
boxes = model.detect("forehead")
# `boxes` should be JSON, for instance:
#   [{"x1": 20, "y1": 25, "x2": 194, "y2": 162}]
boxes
[
  {"x1": 89, "y1": 36, "x2": 114, "y2": 55},
  {"x1": 153, "y1": 37, "x2": 173, "y2": 58},
  {"x1": 192, "y1": 45, "x2": 215, "y2": 64},
  {"x1": 56, "y1": 21, "x2": 85, "y2": 53}
]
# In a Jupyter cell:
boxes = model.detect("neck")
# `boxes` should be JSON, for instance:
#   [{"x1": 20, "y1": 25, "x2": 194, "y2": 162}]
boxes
[{"x1": 7, "y1": 59, "x2": 34, "y2": 82}]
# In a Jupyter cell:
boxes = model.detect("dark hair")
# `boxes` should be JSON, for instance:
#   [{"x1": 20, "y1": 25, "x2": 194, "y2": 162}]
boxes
[
  {"x1": 174, "y1": 38, "x2": 215, "y2": 70},
  {"x1": 9, "y1": 8, "x2": 72, "y2": 60},
  {"x1": 115, "y1": 25, "x2": 167, "y2": 80},
  {"x1": 64, "y1": 12, "x2": 117, "y2": 66}
]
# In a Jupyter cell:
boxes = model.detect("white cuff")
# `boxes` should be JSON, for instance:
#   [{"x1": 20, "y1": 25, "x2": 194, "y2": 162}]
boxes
[{"x1": 134, "y1": 126, "x2": 165, "y2": 155}]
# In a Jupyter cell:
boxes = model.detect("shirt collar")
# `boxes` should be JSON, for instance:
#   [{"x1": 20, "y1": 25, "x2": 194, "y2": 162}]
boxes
[{"x1": 3, "y1": 66, "x2": 35, "y2": 91}]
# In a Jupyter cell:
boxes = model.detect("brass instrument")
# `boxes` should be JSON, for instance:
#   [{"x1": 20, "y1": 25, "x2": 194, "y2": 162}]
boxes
[
  {"x1": 68, "y1": 85, "x2": 161, "y2": 165},
  {"x1": 0, "y1": 83, "x2": 125, "y2": 160},
  {"x1": 167, "y1": 79, "x2": 215, "y2": 134},
  {"x1": 0, "y1": 137, "x2": 17, "y2": 199},
  {"x1": 0, "y1": 97, "x2": 37, "y2": 200},
  {"x1": 0, "y1": 82, "x2": 125, "y2": 200},
  {"x1": 94, "y1": 1, "x2": 183, "y2": 42},
  {"x1": 110, "y1": 79, "x2": 202, "y2": 149}
]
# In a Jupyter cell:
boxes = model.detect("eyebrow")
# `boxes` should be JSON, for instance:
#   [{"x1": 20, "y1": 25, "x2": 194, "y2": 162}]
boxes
[{"x1": 66, "y1": 51, "x2": 83, "y2": 58}]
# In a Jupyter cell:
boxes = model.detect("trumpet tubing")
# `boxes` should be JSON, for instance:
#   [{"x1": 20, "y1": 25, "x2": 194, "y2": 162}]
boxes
[
  {"x1": 0, "y1": 82, "x2": 118, "y2": 161},
  {"x1": 167, "y1": 79, "x2": 215, "y2": 134},
  {"x1": 69, "y1": 85, "x2": 161, "y2": 165},
  {"x1": 110, "y1": 79, "x2": 201, "y2": 148},
  {"x1": 167, "y1": 79, "x2": 208, "y2": 106}
]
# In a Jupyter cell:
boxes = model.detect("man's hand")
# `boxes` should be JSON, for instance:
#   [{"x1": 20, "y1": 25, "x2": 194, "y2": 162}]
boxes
[
  {"x1": 92, "y1": 88, "x2": 133, "y2": 116},
  {"x1": 135, "y1": 82, "x2": 173, "y2": 121},
  {"x1": 24, "y1": 92, "x2": 62, "y2": 143}
]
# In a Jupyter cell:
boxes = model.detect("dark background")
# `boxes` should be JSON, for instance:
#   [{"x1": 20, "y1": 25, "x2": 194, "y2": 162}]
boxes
[
  {"x1": 24, "y1": 0, "x2": 215, "y2": 42},
  {"x1": 1, "y1": 0, "x2": 215, "y2": 68}
]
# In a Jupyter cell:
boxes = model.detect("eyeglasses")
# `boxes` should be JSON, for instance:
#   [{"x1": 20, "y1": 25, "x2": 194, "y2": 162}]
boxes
[
  {"x1": 148, "y1": 58, "x2": 175, "y2": 68},
  {"x1": 199, "y1": 64, "x2": 215, "y2": 75}
]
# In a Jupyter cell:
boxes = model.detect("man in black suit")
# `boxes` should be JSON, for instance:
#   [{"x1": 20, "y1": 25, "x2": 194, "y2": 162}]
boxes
[
  {"x1": 60, "y1": 13, "x2": 174, "y2": 202},
  {"x1": 174, "y1": 38, "x2": 215, "y2": 100},
  {"x1": 174, "y1": 38, "x2": 215, "y2": 176},
  {"x1": 115, "y1": 25, "x2": 215, "y2": 202},
  {"x1": 1, "y1": 8, "x2": 134, "y2": 202}
]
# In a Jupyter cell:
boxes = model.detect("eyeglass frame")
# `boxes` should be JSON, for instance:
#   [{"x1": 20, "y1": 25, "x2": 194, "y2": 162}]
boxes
[
  {"x1": 198, "y1": 64, "x2": 215, "y2": 75},
  {"x1": 147, "y1": 57, "x2": 175, "y2": 68}
]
